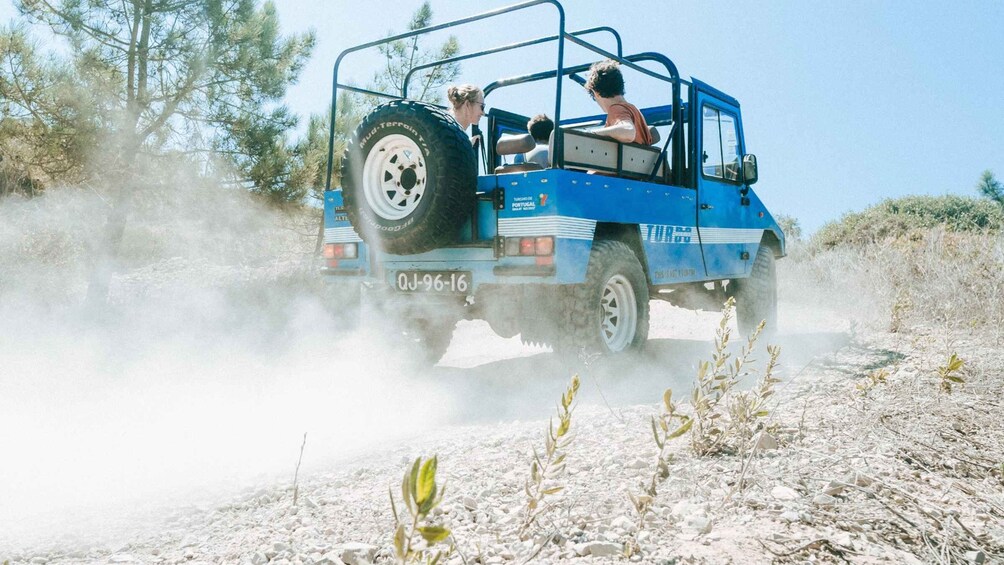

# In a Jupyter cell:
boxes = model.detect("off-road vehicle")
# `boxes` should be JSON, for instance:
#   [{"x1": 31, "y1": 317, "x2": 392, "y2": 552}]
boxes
[{"x1": 322, "y1": 0, "x2": 784, "y2": 363}]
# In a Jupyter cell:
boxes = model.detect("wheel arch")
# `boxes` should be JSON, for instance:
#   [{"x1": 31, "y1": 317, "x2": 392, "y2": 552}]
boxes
[
  {"x1": 760, "y1": 228, "x2": 785, "y2": 258},
  {"x1": 593, "y1": 222, "x2": 650, "y2": 285}
]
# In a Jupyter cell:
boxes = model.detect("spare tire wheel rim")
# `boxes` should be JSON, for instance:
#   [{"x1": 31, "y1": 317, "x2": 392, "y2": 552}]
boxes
[
  {"x1": 600, "y1": 274, "x2": 637, "y2": 352},
  {"x1": 362, "y1": 133, "x2": 428, "y2": 221}
]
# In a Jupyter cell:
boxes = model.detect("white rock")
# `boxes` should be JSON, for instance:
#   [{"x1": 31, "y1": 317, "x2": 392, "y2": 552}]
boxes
[
  {"x1": 463, "y1": 496, "x2": 478, "y2": 511},
  {"x1": 771, "y1": 486, "x2": 800, "y2": 501},
  {"x1": 813, "y1": 493, "x2": 838, "y2": 507},
  {"x1": 780, "y1": 510, "x2": 800, "y2": 523},
  {"x1": 687, "y1": 516, "x2": 713, "y2": 534},
  {"x1": 583, "y1": 541, "x2": 622, "y2": 557},
  {"x1": 250, "y1": 551, "x2": 268, "y2": 565},
  {"x1": 338, "y1": 543, "x2": 376, "y2": 565},
  {"x1": 316, "y1": 552, "x2": 346, "y2": 565},
  {"x1": 626, "y1": 458, "x2": 649, "y2": 469},
  {"x1": 611, "y1": 516, "x2": 636, "y2": 532},
  {"x1": 671, "y1": 500, "x2": 693, "y2": 518},
  {"x1": 823, "y1": 480, "x2": 845, "y2": 496},
  {"x1": 109, "y1": 556, "x2": 138, "y2": 564},
  {"x1": 753, "y1": 431, "x2": 779, "y2": 451}
]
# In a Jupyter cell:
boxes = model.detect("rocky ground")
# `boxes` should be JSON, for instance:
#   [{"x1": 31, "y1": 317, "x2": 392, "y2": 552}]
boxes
[{"x1": 3, "y1": 292, "x2": 1002, "y2": 565}]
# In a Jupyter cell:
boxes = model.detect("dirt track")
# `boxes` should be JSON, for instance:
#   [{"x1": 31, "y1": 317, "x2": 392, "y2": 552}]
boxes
[{"x1": 3, "y1": 290, "x2": 1001, "y2": 564}]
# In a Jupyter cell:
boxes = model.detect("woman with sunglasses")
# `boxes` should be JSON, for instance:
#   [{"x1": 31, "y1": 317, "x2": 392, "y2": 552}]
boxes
[{"x1": 447, "y1": 83, "x2": 486, "y2": 147}]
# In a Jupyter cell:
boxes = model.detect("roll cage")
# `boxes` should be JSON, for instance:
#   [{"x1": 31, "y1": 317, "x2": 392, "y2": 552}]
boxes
[{"x1": 325, "y1": 0, "x2": 690, "y2": 190}]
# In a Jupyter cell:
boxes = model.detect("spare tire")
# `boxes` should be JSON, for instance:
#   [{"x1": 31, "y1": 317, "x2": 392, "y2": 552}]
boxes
[{"x1": 341, "y1": 100, "x2": 477, "y2": 255}]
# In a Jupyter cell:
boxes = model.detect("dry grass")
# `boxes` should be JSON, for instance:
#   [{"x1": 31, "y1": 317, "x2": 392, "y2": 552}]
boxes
[{"x1": 783, "y1": 229, "x2": 1004, "y2": 339}]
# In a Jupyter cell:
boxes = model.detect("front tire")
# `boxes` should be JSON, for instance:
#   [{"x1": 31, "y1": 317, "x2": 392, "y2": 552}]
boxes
[{"x1": 733, "y1": 244, "x2": 777, "y2": 338}]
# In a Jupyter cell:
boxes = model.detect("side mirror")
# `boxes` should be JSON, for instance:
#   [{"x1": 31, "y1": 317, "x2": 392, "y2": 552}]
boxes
[{"x1": 743, "y1": 154, "x2": 758, "y2": 185}]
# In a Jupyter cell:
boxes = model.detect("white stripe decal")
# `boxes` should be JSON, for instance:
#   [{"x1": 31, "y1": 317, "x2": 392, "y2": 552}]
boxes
[
  {"x1": 324, "y1": 227, "x2": 362, "y2": 243},
  {"x1": 498, "y1": 216, "x2": 597, "y2": 240},
  {"x1": 698, "y1": 227, "x2": 764, "y2": 245}
]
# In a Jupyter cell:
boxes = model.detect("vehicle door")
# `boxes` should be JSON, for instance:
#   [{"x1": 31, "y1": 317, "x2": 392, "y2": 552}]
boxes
[{"x1": 694, "y1": 93, "x2": 756, "y2": 279}]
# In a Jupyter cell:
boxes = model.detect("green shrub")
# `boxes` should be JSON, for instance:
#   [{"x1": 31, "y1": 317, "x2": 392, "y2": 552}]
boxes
[{"x1": 814, "y1": 195, "x2": 1004, "y2": 249}]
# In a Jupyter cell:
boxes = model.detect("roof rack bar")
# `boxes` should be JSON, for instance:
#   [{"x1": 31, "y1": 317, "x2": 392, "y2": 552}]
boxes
[
  {"x1": 326, "y1": 0, "x2": 565, "y2": 189},
  {"x1": 332, "y1": 85, "x2": 401, "y2": 101},
  {"x1": 402, "y1": 26, "x2": 622, "y2": 99},
  {"x1": 563, "y1": 34, "x2": 678, "y2": 83}
]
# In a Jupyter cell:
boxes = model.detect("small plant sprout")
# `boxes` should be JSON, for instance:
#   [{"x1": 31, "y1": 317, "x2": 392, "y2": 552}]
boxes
[
  {"x1": 727, "y1": 343, "x2": 782, "y2": 451},
  {"x1": 390, "y1": 456, "x2": 453, "y2": 564},
  {"x1": 690, "y1": 297, "x2": 767, "y2": 456},
  {"x1": 625, "y1": 388, "x2": 692, "y2": 557},
  {"x1": 855, "y1": 368, "x2": 889, "y2": 395},
  {"x1": 937, "y1": 353, "x2": 965, "y2": 393},
  {"x1": 520, "y1": 374, "x2": 580, "y2": 538}
]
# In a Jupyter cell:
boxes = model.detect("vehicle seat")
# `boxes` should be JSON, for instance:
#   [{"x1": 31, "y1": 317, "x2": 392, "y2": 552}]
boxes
[
  {"x1": 551, "y1": 126, "x2": 668, "y2": 181},
  {"x1": 494, "y1": 133, "x2": 543, "y2": 174}
]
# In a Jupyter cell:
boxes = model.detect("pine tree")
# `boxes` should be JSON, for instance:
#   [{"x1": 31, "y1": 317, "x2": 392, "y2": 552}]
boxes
[
  {"x1": 977, "y1": 170, "x2": 1004, "y2": 207},
  {"x1": 8, "y1": 0, "x2": 314, "y2": 303}
]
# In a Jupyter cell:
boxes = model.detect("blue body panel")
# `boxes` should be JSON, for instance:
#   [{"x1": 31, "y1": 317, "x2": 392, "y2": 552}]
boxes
[{"x1": 322, "y1": 165, "x2": 782, "y2": 293}]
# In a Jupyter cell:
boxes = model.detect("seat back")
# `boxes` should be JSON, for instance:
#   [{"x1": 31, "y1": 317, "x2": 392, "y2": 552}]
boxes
[
  {"x1": 552, "y1": 129, "x2": 667, "y2": 181},
  {"x1": 495, "y1": 133, "x2": 535, "y2": 156}
]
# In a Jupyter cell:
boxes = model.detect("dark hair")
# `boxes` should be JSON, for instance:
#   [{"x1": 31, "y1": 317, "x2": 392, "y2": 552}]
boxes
[
  {"x1": 585, "y1": 59, "x2": 625, "y2": 98},
  {"x1": 527, "y1": 114, "x2": 554, "y2": 143}
]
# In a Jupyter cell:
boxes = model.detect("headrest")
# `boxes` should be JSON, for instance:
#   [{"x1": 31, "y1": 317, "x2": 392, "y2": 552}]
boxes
[
  {"x1": 496, "y1": 133, "x2": 535, "y2": 155},
  {"x1": 649, "y1": 126, "x2": 661, "y2": 145}
]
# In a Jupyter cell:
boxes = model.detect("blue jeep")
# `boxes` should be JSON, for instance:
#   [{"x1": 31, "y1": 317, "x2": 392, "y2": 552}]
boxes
[{"x1": 321, "y1": 0, "x2": 784, "y2": 363}]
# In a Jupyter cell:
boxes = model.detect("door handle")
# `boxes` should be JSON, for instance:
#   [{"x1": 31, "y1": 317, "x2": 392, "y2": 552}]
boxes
[{"x1": 701, "y1": 203, "x2": 713, "y2": 210}]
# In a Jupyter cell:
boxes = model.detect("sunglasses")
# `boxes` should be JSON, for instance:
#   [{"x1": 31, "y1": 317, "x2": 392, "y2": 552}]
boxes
[{"x1": 474, "y1": 102, "x2": 485, "y2": 111}]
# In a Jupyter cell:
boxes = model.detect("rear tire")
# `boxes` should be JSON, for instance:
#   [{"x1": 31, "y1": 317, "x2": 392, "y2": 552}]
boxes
[
  {"x1": 399, "y1": 316, "x2": 457, "y2": 366},
  {"x1": 733, "y1": 244, "x2": 777, "y2": 338},
  {"x1": 556, "y1": 240, "x2": 650, "y2": 355}
]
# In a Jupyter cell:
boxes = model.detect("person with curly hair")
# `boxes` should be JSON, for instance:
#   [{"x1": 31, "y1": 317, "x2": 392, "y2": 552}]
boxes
[{"x1": 584, "y1": 59, "x2": 652, "y2": 145}]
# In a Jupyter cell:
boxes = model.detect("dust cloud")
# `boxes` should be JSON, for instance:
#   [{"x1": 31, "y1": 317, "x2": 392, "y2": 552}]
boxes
[
  {"x1": 0, "y1": 182, "x2": 460, "y2": 549},
  {"x1": 0, "y1": 178, "x2": 864, "y2": 551}
]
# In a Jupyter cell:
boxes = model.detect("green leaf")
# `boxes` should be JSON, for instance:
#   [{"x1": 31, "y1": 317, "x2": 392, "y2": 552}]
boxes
[
  {"x1": 403, "y1": 464, "x2": 416, "y2": 515},
  {"x1": 651, "y1": 417, "x2": 664, "y2": 449},
  {"x1": 557, "y1": 419, "x2": 570, "y2": 437},
  {"x1": 663, "y1": 389, "x2": 673, "y2": 412},
  {"x1": 541, "y1": 486, "x2": 564, "y2": 495},
  {"x1": 389, "y1": 487, "x2": 399, "y2": 523},
  {"x1": 668, "y1": 418, "x2": 693, "y2": 439},
  {"x1": 754, "y1": 410, "x2": 770, "y2": 418},
  {"x1": 394, "y1": 524, "x2": 406, "y2": 559},
  {"x1": 415, "y1": 456, "x2": 437, "y2": 506},
  {"x1": 418, "y1": 525, "x2": 452, "y2": 544},
  {"x1": 409, "y1": 457, "x2": 421, "y2": 505}
]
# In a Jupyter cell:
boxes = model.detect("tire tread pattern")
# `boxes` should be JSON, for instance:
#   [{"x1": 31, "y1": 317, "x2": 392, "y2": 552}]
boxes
[{"x1": 341, "y1": 100, "x2": 476, "y2": 255}]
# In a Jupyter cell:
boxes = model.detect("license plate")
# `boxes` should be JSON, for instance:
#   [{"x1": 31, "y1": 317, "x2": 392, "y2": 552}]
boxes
[{"x1": 394, "y1": 270, "x2": 471, "y2": 293}]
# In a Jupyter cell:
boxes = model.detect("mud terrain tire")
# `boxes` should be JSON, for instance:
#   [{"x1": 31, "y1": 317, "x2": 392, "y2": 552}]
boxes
[
  {"x1": 556, "y1": 240, "x2": 650, "y2": 355},
  {"x1": 733, "y1": 243, "x2": 777, "y2": 338},
  {"x1": 341, "y1": 100, "x2": 477, "y2": 255}
]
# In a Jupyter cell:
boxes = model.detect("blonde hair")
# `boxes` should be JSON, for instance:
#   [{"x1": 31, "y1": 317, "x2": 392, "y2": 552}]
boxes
[{"x1": 446, "y1": 84, "x2": 483, "y2": 110}]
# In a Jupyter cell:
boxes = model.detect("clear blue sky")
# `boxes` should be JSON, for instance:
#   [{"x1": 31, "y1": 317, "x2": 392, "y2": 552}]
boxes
[{"x1": 4, "y1": 1, "x2": 1003, "y2": 234}]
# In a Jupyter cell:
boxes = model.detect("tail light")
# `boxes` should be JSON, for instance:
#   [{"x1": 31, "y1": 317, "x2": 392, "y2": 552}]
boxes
[
  {"x1": 323, "y1": 243, "x2": 358, "y2": 261},
  {"x1": 504, "y1": 236, "x2": 554, "y2": 256}
]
